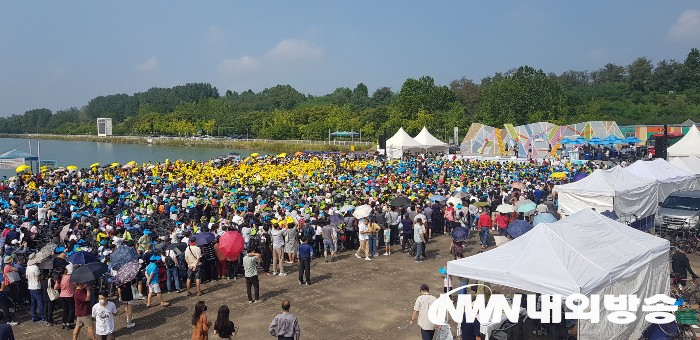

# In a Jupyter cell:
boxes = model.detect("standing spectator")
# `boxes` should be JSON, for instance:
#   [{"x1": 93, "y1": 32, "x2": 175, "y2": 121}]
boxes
[
  {"x1": 72, "y1": 282, "x2": 96, "y2": 340},
  {"x1": 92, "y1": 291, "x2": 117, "y2": 340},
  {"x1": 414, "y1": 219, "x2": 427, "y2": 262},
  {"x1": 185, "y1": 237, "x2": 204, "y2": 296},
  {"x1": 213, "y1": 240, "x2": 228, "y2": 280},
  {"x1": 0, "y1": 279, "x2": 16, "y2": 326},
  {"x1": 26, "y1": 261, "x2": 46, "y2": 324},
  {"x1": 284, "y1": 223, "x2": 299, "y2": 265},
  {"x1": 243, "y1": 249, "x2": 261, "y2": 303},
  {"x1": 409, "y1": 284, "x2": 438, "y2": 340},
  {"x1": 477, "y1": 209, "x2": 492, "y2": 249},
  {"x1": 270, "y1": 223, "x2": 286, "y2": 276},
  {"x1": 200, "y1": 242, "x2": 217, "y2": 283},
  {"x1": 400, "y1": 214, "x2": 414, "y2": 253},
  {"x1": 56, "y1": 264, "x2": 75, "y2": 329},
  {"x1": 145, "y1": 255, "x2": 169, "y2": 307},
  {"x1": 164, "y1": 247, "x2": 182, "y2": 293},
  {"x1": 367, "y1": 218, "x2": 380, "y2": 258},
  {"x1": 386, "y1": 207, "x2": 400, "y2": 246},
  {"x1": 297, "y1": 238, "x2": 313, "y2": 285},
  {"x1": 268, "y1": 299, "x2": 301, "y2": 340},
  {"x1": 191, "y1": 301, "x2": 211, "y2": 340},
  {"x1": 313, "y1": 222, "x2": 324, "y2": 258},
  {"x1": 116, "y1": 278, "x2": 135, "y2": 328},
  {"x1": 343, "y1": 213, "x2": 357, "y2": 250},
  {"x1": 494, "y1": 212, "x2": 509, "y2": 237},
  {"x1": 355, "y1": 218, "x2": 371, "y2": 260},
  {"x1": 213, "y1": 305, "x2": 237, "y2": 339},
  {"x1": 321, "y1": 222, "x2": 336, "y2": 263},
  {"x1": 260, "y1": 226, "x2": 272, "y2": 275}
]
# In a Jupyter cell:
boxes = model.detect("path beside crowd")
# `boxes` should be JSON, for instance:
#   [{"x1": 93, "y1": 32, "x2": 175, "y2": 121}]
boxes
[{"x1": 17, "y1": 235, "x2": 465, "y2": 339}]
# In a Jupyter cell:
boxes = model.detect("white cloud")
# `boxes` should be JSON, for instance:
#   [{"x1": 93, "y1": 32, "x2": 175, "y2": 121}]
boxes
[
  {"x1": 219, "y1": 56, "x2": 260, "y2": 73},
  {"x1": 587, "y1": 48, "x2": 609, "y2": 61},
  {"x1": 265, "y1": 38, "x2": 323, "y2": 61},
  {"x1": 208, "y1": 25, "x2": 224, "y2": 43},
  {"x1": 137, "y1": 56, "x2": 158, "y2": 71},
  {"x1": 669, "y1": 9, "x2": 700, "y2": 42}
]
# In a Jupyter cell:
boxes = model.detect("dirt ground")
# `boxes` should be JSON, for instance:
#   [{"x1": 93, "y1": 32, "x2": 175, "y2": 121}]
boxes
[{"x1": 14, "y1": 231, "x2": 697, "y2": 340}]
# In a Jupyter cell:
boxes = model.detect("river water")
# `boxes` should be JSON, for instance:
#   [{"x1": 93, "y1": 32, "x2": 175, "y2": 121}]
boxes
[{"x1": 0, "y1": 138, "x2": 262, "y2": 176}]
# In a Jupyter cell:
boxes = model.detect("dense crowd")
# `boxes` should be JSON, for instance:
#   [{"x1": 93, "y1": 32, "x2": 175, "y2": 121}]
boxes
[{"x1": 0, "y1": 152, "x2": 593, "y2": 339}]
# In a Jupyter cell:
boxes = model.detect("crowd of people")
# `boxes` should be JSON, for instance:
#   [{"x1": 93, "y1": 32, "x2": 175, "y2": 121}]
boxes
[{"x1": 0, "y1": 152, "x2": 593, "y2": 339}]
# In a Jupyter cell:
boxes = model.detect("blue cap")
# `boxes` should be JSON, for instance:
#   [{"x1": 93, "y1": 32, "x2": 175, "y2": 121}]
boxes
[
  {"x1": 149, "y1": 255, "x2": 161, "y2": 262},
  {"x1": 439, "y1": 267, "x2": 447, "y2": 275},
  {"x1": 143, "y1": 229, "x2": 152, "y2": 235},
  {"x1": 55, "y1": 246, "x2": 66, "y2": 253}
]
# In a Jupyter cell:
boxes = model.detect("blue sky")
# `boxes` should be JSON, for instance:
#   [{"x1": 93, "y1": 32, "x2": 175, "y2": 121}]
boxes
[{"x1": 1, "y1": 1, "x2": 699, "y2": 116}]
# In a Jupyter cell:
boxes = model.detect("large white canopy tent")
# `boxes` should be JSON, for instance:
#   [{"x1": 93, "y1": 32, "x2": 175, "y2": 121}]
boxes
[
  {"x1": 384, "y1": 127, "x2": 423, "y2": 159},
  {"x1": 669, "y1": 155, "x2": 700, "y2": 178},
  {"x1": 668, "y1": 125, "x2": 700, "y2": 158},
  {"x1": 413, "y1": 126, "x2": 449, "y2": 153},
  {"x1": 553, "y1": 166, "x2": 658, "y2": 224},
  {"x1": 625, "y1": 159, "x2": 700, "y2": 203},
  {"x1": 446, "y1": 209, "x2": 670, "y2": 340}
]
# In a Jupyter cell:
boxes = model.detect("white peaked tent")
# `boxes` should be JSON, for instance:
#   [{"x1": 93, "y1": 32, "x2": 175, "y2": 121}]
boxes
[
  {"x1": 668, "y1": 125, "x2": 700, "y2": 158},
  {"x1": 553, "y1": 166, "x2": 658, "y2": 222},
  {"x1": 625, "y1": 159, "x2": 700, "y2": 202},
  {"x1": 670, "y1": 155, "x2": 700, "y2": 178},
  {"x1": 447, "y1": 209, "x2": 669, "y2": 340},
  {"x1": 413, "y1": 126, "x2": 448, "y2": 153},
  {"x1": 384, "y1": 127, "x2": 423, "y2": 159}
]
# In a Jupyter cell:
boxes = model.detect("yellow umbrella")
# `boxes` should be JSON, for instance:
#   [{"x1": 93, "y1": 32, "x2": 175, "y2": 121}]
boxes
[
  {"x1": 551, "y1": 172, "x2": 567, "y2": 179},
  {"x1": 277, "y1": 153, "x2": 286, "y2": 158},
  {"x1": 66, "y1": 165, "x2": 78, "y2": 171},
  {"x1": 110, "y1": 162, "x2": 120, "y2": 168},
  {"x1": 90, "y1": 162, "x2": 100, "y2": 168},
  {"x1": 15, "y1": 164, "x2": 30, "y2": 173},
  {"x1": 250, "y1": 153, "x2": 259, "y2": 157},
  {"x1": 40, "y1": 166, "x2": 49, "y2": 172}
]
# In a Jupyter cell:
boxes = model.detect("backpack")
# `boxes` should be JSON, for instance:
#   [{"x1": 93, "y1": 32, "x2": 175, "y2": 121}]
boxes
[{"x1": 164, "y1": 254, "x2": 175, "y2": 268}]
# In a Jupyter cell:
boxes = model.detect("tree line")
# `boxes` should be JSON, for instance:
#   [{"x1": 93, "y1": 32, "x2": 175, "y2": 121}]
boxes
[{"x1": 2, "y1": 48, "x2": 700, "y2": 141}]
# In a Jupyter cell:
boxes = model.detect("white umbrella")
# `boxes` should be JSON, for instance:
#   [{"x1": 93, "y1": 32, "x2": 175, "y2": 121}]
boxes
[
  {"x1": 340, "y1": 205, "x2": 355, "y2": 213},
  {"x1": 353, "y1": 205, "x2": 372, "y2": 219},
  {"x1": 496, "y1": 204, "x2": 515, "y2": 214},
  {"x1": 447, "y1": 196, "x2": 462, "y2": 207}
]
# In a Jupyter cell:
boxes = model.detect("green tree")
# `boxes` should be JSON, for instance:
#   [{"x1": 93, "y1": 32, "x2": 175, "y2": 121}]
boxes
[
  {"x1": 591, "y1": 63, "x2": 626, "y2": 84},
  {"x1": 681, "y1": 48, "x2": 700, "y2": 91},
  {"x1": 627, "y1": 57, "x2": 653, "y2": 92}
]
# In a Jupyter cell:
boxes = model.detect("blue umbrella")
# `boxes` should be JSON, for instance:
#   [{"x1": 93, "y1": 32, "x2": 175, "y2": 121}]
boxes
[
  {"x1": 623, "y1": 137, "x2": 642, "y2": 144},
  {"x1": 560, "y1": 138, "x2": 576, "y2": 145},
  {"x1": 194, "y1": 232, "x2": 216, "y2": 246},
  {"x1": 517, "y1": 202, "x2": 537, "y2": 213},
  {"x1": 430, "y1": 195, "x2": 447, "y2": 202},
  {"x1": 533, "y1": 213, "x2": 558, "y2": 226},
  {"x1": 67, "y1": 251, "x2": 98, "y2": 265},
  {"x1": 507, "y1": 220, "x2": 533, "y2": 238},
  {"x1": 110, "y1": 245, "x2": 139, "y2": 270},
  {"x1": 450, "y1": 226, "x2": 469, "y2": 242}
]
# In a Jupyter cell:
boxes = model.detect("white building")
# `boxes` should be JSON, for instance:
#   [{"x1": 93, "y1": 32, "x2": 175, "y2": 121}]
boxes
[{"x1": 97, "y1": 118, "x2": 113, "y2": 136}]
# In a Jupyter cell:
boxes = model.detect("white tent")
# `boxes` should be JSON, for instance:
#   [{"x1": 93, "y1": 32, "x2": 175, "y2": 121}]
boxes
[
  {"x1": 413, "y1": 126, "x2": 448, "y2": 153},
  {"x1": 625, "y1": 159, "x2": 699, "y2": 203},
  {"x1": 447, "y1": 209, "x2": 669, "y2": 340},
  {"x1": 384, "y1": 127, "x2": 423, "y2": 158},
  {"x1": 669, "y1": 155, "x2": 700, "y2": 176},
  {"x1": 553, "y1": 166, "x2": 658, "y2": 223},
  {"x1": 668, "y1": 125, "x2": 700, "y2": 158}
]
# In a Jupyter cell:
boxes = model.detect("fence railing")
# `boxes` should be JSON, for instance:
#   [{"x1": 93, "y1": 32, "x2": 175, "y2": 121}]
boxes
[{"x1": 154, "y1": 136, "x2": 375, "y2": 146}]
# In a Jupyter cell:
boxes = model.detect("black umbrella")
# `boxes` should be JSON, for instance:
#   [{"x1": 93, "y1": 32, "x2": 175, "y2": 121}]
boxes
[
  {"x1": 110, "y1": 245, "x2": 139, "y2": 270},
  {"x1": 166, "y1": 242, "x2": 187, "y2": 255},
  {"x1": 194, "y1": 232, "x2": 216, "y2": 246},
  {"x1": 70, "y1": 262, "x2": 108, "y2": 283},
  {"x1": 450, "y1": 226, "x2": 469, "y2": 242},
  {"x1": 390, "y1": 196, "x2": 411, "y2": 207},
  {"x1": 39, "y1": 257, "x2": 55, "y2": 270}
]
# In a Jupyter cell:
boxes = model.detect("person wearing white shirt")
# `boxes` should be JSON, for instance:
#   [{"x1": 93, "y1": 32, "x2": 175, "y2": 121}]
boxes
[
  {"x1": 92, "y1": 292, "x2": 117, "y2": 339},
  {"x1": 27, "y1": 264, "x2": 46, "y2": 323},
  {"x1": 355, "y1": 219, "x2": 371, "y2": 260}
]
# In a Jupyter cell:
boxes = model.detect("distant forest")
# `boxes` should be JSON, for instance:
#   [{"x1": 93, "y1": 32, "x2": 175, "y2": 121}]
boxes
[{"x1": 2, "y1": 48, "x2": 700, "y2": 140}]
